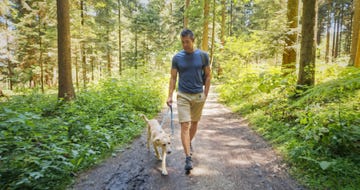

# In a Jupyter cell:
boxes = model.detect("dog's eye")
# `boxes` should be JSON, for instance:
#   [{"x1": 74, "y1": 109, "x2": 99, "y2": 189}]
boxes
[
  {"x1": 163, "y1": 144, "x2": 166, "y2": 146},
  {"x1": 168, "y1": 142, "x2": 170, "y2": 145}
]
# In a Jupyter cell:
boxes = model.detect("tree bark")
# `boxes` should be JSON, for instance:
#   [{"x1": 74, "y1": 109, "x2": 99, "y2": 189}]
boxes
[
  {"x1": 57, "y1": 0, "x2": 75, "y2": 101},
  {"x1": 80, "y1": 0, "x2": 87, "y2": 88},
  {"x1": 220, "y1": 0, "x2": 226, "y2": 46},
  {"x1": 325, "y1": 1, "x2": 331, "y2": 63},
  {"x1": 201, "y1": 0, "x2": 210, "y2": 51},
  {"x1": 210, "y1": 0, "x2": 216, "y2": 65},
  {"x1": 355, "y1": 29, "x2": 360, "y2": 67},
  {"x1": 281, "y1": 0, "x2": 298, "y2": 75},
  {"x1": 184, "y1": 0, "x2": 190, "y2": 28},
  {"x1": 118, "y1": 0, "x2": 122, "y2": 75},
  {"x1": 297, "y1": 0, "x2": 317, "y2": 87},
  {"x1": 350, "y1": 0, "x2": 360, "y2": 65}
]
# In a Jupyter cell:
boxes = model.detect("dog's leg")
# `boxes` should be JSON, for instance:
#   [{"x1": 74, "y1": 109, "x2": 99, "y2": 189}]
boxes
[
  {"x1": 153, "y1": 143, "x2": 161, "y2": 160},
  {"x1": 161, "y1": 147, "x2": 168, "y2": 175},
  {"x1": 147, "y1": 124, "x2": 151, "y2": 150}
]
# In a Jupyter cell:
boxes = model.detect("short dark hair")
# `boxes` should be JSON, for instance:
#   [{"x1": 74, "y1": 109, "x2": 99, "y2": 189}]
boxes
[{"x1": 180, "y1": 29, "x2": 194, "y2": 40}]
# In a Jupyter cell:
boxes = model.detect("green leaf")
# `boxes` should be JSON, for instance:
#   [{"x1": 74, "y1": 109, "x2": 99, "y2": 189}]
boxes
[{"x1": 319, "y1": 161, "x2": 332, "y2": 170}]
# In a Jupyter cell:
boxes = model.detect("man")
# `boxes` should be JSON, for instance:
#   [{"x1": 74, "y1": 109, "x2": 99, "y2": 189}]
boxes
[{"x1": 166, "y1": 29, "x2": 211, "y2": 172}]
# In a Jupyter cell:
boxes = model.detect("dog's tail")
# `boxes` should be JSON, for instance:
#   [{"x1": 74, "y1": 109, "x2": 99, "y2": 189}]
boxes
[{"x1": 139, "y1": 114, "x2": 149, "y2": 122}]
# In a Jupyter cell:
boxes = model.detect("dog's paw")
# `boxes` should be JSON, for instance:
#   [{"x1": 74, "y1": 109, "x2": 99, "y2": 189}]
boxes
[{"x1": 162, "y1": 170, "x2": 168, "y2": 175}]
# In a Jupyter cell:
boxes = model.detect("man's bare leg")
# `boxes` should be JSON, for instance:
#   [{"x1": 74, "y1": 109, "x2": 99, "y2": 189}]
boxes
[
  {"x1": 190, "y1": 121, "x2": 198, "y2": 141},
  {"x1": 181, "y1": 122, "x2": 191, "y2": 156}
]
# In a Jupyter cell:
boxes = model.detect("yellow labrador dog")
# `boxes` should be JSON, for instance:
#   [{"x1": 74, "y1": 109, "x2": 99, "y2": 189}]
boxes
[{"x1": 140, "y1": 114, "x2": 172, "y2": 175}]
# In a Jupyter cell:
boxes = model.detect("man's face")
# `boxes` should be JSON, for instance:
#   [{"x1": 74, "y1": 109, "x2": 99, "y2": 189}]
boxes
[{"x1": 181, "y1": 36, "x2": 194, "y2": 53}]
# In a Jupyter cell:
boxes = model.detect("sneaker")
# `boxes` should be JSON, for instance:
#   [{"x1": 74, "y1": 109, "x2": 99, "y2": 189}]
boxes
[{"x1": 184, "y1": 156, "x2": 193, "y2": 171}]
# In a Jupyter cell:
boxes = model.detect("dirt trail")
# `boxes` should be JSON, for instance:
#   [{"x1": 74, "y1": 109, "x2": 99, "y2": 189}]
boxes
[{"x1": 70, "y1": 88, "x2": 305, "y2": 190}]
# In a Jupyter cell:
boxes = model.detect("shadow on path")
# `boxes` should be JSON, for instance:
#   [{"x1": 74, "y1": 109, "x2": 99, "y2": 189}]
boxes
[{"x1": 70, "y1": 87, "x2": 305, "y2": 190}]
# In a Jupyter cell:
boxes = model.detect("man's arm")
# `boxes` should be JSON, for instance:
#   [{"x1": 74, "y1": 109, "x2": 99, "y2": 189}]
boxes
[
  {"x1": 167, "y1": 68, "x2": 178, "y2": 106},
  {"x1": 203, "y1": 66, "x2": 211, "y2": 98}
]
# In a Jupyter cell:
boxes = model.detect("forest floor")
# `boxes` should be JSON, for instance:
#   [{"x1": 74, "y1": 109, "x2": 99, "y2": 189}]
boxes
[{"x1": 69, "y1": 87, "x2": 306, "y2": 190}]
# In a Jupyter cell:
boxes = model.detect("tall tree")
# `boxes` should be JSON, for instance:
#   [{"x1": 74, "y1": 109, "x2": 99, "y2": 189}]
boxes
[
  {"x1": 282, "y1": 0, "x2": 299, "y2": 75},
  {"x1": 184, "y1": 0, "x2": 190, "y2": 28},
  {"x1": 220, "y1": 0, "x2": 226, "y2": 46},
  {"x1": 118, "y1": 0, "x2": 123, "y2": 75},
  {"x1": 210, "y1": 0, "x2": 216, "y2": 65},
  {"x1": 80, "y1": 0, "x2": 87, "y2": 88},
  {"x1": 201, "y1": 0, "x2": 210, "y2": 51},
  {"x1": 297, "y1": 0, "x2": 317, "y2": 87},
  {"x1": 356, "y1": 29, "x2": 360, "y2": 67},
  {"x1": 57, "y1": 0, "x2": 75, "y2": 101},
  {"x1": 325, "y1": 0, "x2": 331, "y2": 63},
  {"x1": 351, "y1": 0, "x2": 360, "y2": 65}
]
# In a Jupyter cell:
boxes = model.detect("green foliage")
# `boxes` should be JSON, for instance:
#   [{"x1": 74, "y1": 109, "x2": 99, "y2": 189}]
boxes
[
  {"x1": 218, "y1": 64, "x2": 360, "y2": 189},
  {"x1": 0, "y1": 70, "x2": 167, "y2": 189}
]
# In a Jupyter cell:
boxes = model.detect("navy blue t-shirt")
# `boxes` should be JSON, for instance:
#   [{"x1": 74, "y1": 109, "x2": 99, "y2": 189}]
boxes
[{"x1": 172, "y1": 49, "x2": 209, "y2": 94}]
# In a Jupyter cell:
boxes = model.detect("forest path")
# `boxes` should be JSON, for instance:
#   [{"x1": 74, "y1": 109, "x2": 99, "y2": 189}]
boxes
[{"x1": 70, "y1": 87, "x2": 305, "y2": 190}]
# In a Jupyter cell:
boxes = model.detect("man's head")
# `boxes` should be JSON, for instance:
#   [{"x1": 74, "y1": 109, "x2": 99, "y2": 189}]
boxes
[{"x1": 180, "y1": 29, "x2": 195, "y2": 53}]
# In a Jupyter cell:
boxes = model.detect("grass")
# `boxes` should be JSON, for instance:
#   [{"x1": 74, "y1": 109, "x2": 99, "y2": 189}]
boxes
[
  {"x1": 0, "y1": 68, "x2": 168, "y2": 190},
  {"x1": 217, "y1": 63, "x2": 360, "y2": 190}
]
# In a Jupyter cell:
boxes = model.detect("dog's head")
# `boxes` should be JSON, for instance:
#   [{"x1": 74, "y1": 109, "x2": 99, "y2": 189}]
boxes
[{"x1": 154, "y1": 134, "x2": 172, "y2": 154}]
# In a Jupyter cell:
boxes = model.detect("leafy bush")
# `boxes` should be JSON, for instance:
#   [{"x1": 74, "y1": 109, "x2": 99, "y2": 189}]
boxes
[
  {"x1": 0, "y1": 69, "x2": 167, "y2": 189},
  {"x1": 218, "y1": 64, "x2": 360, "y2": 189}
]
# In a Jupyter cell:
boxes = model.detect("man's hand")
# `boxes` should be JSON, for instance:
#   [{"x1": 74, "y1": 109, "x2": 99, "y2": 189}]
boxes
[{"x1": 167, "y1": 97, "x2": 173, "y2": 107}]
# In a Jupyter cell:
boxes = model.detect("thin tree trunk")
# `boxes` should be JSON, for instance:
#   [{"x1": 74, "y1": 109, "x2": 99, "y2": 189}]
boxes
[
  {"x1": 220, "y1": 0, "x2": 226, "y2": 46},
  {"x1": 38, "y1": 18, "x2": 44, "y2": 93},
  {"x1": 325, "y1": 1, "x2": 331, "y2": 63},
  {"x1": 351, "y1": 0, "x2": 360, "y2": 65},
  {"x1": 118, "y1": 0, "x2": 122, "y2": 75},
  {"x1": 75, "y1": 49, "x2": 79, "y2": 88},
  {"x1": 210, "y1": 0, "x2": 215, "y2": 66},
  {"x1": 331, "y1": 4, "x2": 337, "y2": 60},
  {"x1": 57, "y1": 0, "x2": 75, "y2": 101},
  {"x1": 334, "y1": 4, "x2": 341, "y2": 58},
  {"x1": 229, "y1": 0, "x2": 233, "y2": 36},
  {"x1": 297, "y1": 0, "x2": 317, "y2": 87},
  {"x1": 5, "y1": 17, "x2": 13, "y2": 90},
  {"x1": 80, "y1": 0, "x2": 87, "y2": 88}
]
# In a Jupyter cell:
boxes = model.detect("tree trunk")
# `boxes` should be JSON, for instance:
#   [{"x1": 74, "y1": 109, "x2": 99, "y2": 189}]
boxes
[
  {"x1": 5, "y1": 17, "x2": 13, "y2": 90},
  {"x1": 80, "y1": 0, "x2": 87, "y2": 88},
  {"x1": 210, "y1": 0, "x2": 216, "y2": 66},
  {"x1": 39, "y1": 20, "x2": 44, "y2": 93},
  {"x1": 57, "y1": 0, "x2": 75, "y2": 101},
  {"x1": 334, "y1": 4, "x2": 341, "y2": 58},
  {"x1": 184, "y1": 0, "x2": 190, "y2": 28},
  {"x1": 325, "y1": 1, "x2": 331, "y2": 63},
  {"x1": 297, "y1": 0, "x2": 317, "y2": 87},
  {"x1": 220, "y1": 0, "x2": 226, "y2": 46},
  {"x1": 229, "y1": 0, "x2": 233, "y2": 36},
  {"x1": 355, "y1": 29, "x2": 360, "y2": 67},
  {"x1": 118, "y1": 0, "x2": 122, "y2": 75},
  {"x1": 201, "y1": 0, "x2": 210, "y2": 51},
  {"x1": 350, "y1": 0, "x2": 360, "y2": 65},
  {"x1": 281, "y1": 0, "x2": 298, "y2": 75}
]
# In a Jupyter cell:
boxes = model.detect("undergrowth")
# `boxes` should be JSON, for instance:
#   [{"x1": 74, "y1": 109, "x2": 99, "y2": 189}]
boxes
[
  {"x1": 217, "y1": 64, "x2": 360, "y2": 190},
  {"x1": 0, "y1": 68, "x2": 167, "y2": 189}
]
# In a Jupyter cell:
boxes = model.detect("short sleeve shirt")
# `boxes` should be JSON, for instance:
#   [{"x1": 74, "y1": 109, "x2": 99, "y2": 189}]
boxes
[{"x1": 172, "y1": 49, "x2": 209, "y2": 94}]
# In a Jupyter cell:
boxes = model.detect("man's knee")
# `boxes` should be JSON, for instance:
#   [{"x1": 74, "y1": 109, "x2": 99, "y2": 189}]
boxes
[{"x1": 181, "y1": 122, "x2": 191, "y2": 130}]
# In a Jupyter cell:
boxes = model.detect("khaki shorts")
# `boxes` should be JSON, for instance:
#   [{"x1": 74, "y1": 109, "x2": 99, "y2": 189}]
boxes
[{"x1": 177, "y1": 91, "x2": 206, "y2": 123}]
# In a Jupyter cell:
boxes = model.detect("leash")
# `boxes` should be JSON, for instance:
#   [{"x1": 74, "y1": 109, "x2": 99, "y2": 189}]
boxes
[{"x1": 160, "y1": 105, "x2": 175, "y2": 135}]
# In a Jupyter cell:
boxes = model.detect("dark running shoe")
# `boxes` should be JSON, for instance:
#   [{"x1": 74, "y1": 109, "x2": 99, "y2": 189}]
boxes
[{"x1": 184, "y1": 156, "x2": 193, "y2": 171}]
